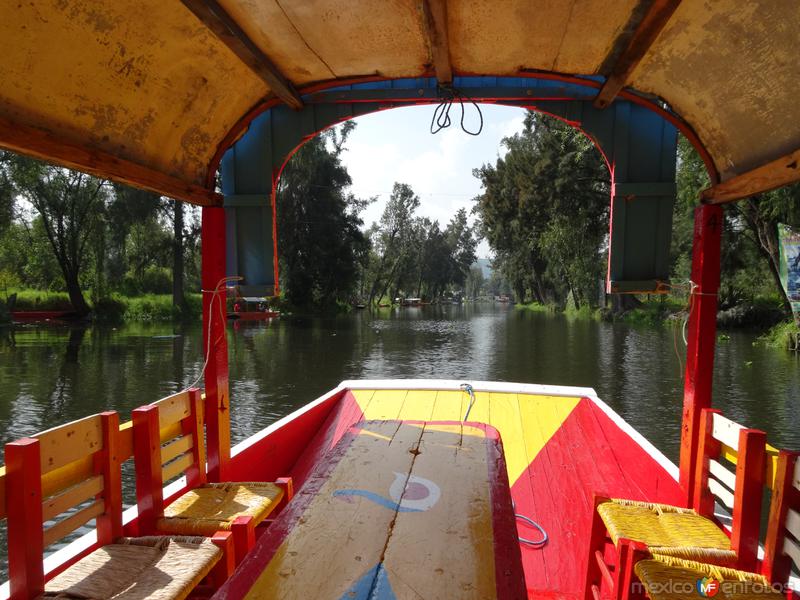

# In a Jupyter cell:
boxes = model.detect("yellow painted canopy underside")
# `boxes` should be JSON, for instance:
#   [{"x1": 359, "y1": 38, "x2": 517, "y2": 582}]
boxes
[{"x1": 1, "y1": 1, "x2": 799, "y2": 198}]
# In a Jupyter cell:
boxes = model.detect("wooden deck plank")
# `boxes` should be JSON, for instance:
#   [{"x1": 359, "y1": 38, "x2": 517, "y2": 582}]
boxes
[
  {"x1": 222, "y1": 420, "x2": 525, "y2": 599},
  {"x1": 290, "y1": 390, "x2": 372, "y2": 489},
  {"x1": 537, "y1": 402, "x2": 590, "y2": 596},
  {"x1": 241, "y1": 422, "x2": 422, "y2": 599},
  {"x1": 576, "y1": 401, "x2": 649, "y2": 501},
  {"x1": 465, "y1": 390, "x2": 491, "y2": 424},
  {"x1": 357, "y1": 389, "x2": 406, "y2": 420},
  {"x1": 489, "y1": 393, "x2": 548, "y2": 590},
  {"x1": 586, "y1": 402, "x2": 683, "y2": 505},
  {"x1": 396, "y1": 389, "x2": 436, "y2": 421},
  {"x1": 380, "y1": 424, "x2": 499, "y2": 599},
  {"x1": 430, "y1": 390, "x2": 464, "y2": 421},
  {"x1": 516, "y1": 395, "x2": 580, "y2": 592}
]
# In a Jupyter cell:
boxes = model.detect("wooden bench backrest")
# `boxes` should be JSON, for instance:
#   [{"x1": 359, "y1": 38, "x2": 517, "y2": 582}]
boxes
[
  {"x1": 693, "y1": 408, "x2": 766, "y2": 571},
  {"x1": 4, "y1": 411, "x2": 122, "y2": 600},
  {"x1": 132, "y1": 388, "x2": 205, "y2": 534},
  {"x1": 762, "y1": 450, "x2": 800, "y2": 585}
]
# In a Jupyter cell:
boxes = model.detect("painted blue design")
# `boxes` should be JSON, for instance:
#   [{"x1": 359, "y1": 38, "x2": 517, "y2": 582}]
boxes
[
  {"x1": 332, "y1": 489, "x2": 422, "y2": 512},
  {"x1": 338, "y1": 563, "x2": 397, "y2": 600}
]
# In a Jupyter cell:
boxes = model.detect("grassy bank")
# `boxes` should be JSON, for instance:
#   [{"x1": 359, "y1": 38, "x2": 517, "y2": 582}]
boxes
[
  {"x1": 616, "y1": 298, "x2": 686, "y2": 327},
  {"x1": 515, "y1": 301, "x2": 557, "y2": 313},
  {"x1": 758, "y1": 321, "x2": 799, "y2": 351},
  {"x1": 104, "y1": 293, "x2": 203, "y2": 322},
  {"x1": 1, "y1": 289, "x2": 202, "y2": 322}
]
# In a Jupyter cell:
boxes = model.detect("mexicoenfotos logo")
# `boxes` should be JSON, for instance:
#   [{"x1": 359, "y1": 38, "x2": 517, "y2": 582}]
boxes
[{"x1": 696, "y1": 577, "x2": 720, "y2": 597}]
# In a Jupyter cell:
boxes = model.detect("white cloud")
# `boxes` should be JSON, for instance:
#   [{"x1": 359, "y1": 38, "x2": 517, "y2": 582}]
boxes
[{"x1": 339, "y1": 105, "x2": 526, "y2": 256}]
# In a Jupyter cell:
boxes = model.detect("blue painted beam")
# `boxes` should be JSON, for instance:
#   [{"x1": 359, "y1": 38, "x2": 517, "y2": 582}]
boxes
[{"x1": 221, "y1": 76, "x2": 678, "y2": 296}]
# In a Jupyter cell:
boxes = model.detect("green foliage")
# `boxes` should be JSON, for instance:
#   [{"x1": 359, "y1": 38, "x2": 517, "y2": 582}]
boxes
[
  {"x1": 96, "y1": 293, "x2": 202, "y2": 322},
  {"x1": 363, "y1": 184, "x2": 478, "y2": 304},
  {"x1": 758, "y1": 320, "x2": 800, "y2": 350},
  {"x1": 0, "y1": 151, "x2": 201, "y2": 320},
  {"x1": 473, "y1": 112, "x2": 609, "y2": 308},
  {"x1": 674, "y1": 136, "x2": 800, "y2": 315},
  {"x1": 6, "y1": 289, "x2": 73, "y2": 311},
  {"x1": 277, "y1": 125, "x2": 369, "y2": 308},
  {"x1": 618, "y1": 298, "x2": 685, "y2": 327},
  {"x1": 515, "y1": 302, "x2": 556, "y2": 313}
]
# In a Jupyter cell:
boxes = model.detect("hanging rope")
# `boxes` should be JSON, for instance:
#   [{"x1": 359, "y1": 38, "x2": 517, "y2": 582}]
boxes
[
  {"x1": 460, "y1": 382, "x2": 476, "y2": 421},
  {"x1": 430, "y1": 86, "x2": 484, "y2": 136},
  {"x1": 184, "y1": 275, "x2": 243, "y2": 393}
]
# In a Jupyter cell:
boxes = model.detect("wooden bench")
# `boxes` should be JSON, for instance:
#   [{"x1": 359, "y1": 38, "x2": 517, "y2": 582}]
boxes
[
  {"x1": 215, "y1": 420, "x2": 526, "y2": 600},
  {"x1": 4, "y1": 411, "x2": 235, "y2": 600},
  {"x1": 132, "y1": 389, "x2": 292, "y2": 564}
]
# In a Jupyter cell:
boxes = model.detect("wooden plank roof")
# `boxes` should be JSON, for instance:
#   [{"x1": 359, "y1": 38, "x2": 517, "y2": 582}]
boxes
[{"x1": 1, "y1": 0, "x2": 798, "y2": 204}]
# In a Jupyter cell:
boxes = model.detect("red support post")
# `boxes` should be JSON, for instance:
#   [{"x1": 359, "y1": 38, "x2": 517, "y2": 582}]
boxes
[
  {"x1": 202, "y1": 206, "x2": 231, "y2": 482},
  {"x1": 679, "y1": 204, "x2": 723, "y2": 505},
  {"x1": 730, "y1": 427, "x2": 766, "y2": 572},
  {"x1": 184, "y1": 388, "x2": 208, "y2": 489},
  {"x1": 98, "y1": 411, "x2": 123, "y2": 544},
  {"x1": 231, "y1": 515, "x2": 256, "y2": 566},
  {"x1": 6, "y1": 438, "x2": 44, "y2": 600},
  {"x1": 692, "y1": 408, "x2": 722, "y2": 516},
  {"x1": 762, "y1": 451, "x2": 798, "y2": 584},
  {"x1": 210, "y1": 531, "x2": 236, "y2": 587},
  {"x1": 133, "y1": 405, "x2": 163, "y2": 535}
]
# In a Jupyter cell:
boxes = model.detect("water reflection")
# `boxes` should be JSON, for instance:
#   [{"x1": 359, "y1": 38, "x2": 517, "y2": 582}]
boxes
[{"x1": 1, "y1": 306, "x2": 797, "y2": 456}]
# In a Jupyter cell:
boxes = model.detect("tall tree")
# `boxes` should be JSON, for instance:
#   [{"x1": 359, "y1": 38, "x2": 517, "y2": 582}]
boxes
[
  {"x1": 172, "y1": 200, "x2": 185, "y2": 308},
  {"x1": 276, "y1": 123, "x2": 369, "y2": 307},
  {"x1": 368, "y1": 182, "x2": 420, "y2": 304},
  {"x1": 10, "y1": 157, "x2": 108, "y2": 315},
  {"x1": 474, "y1": 111, "x2": 609, "y2": 307}
]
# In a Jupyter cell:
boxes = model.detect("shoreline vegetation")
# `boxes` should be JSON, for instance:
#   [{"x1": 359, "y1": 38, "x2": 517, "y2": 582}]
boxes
[
  {"x1": 2, "y1": 289, "x2": 797, "y2": 350},
  {"x1": 1, "y1": 290, "x2": 203, "y2": 322},
  {"x1": 515, "y1": 297, "x2": 799, "y2": 350}
]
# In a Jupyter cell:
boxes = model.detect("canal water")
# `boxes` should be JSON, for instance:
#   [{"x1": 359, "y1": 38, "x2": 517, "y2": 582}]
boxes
[{"x1": 0, "y1": 303, "x2": 798, "y2": 577}]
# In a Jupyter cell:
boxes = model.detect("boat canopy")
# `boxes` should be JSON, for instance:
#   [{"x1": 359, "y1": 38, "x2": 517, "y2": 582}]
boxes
[{"x1": 1, "y1": 1, "x2": 798, "y2": 206}]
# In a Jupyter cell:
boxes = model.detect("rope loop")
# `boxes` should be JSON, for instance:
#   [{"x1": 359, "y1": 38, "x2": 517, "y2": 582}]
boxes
[{"x1": 430, "y1": 85, "x2": 483, "y2": 136}]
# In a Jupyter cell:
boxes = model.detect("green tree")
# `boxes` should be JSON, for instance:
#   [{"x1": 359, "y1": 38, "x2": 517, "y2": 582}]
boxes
[
  {"x1": 367, "y1": 182, "x2": 420, "y2": 304},
  {"x1": 276, "y1": 124, "x2": 369, "y2": 307},
  {"x1": 673, "y1": 136, "x2": 799, "y2": 315},
  {"x1": 474, "y1": 111, "x2": 609, "y2": 307},
  {"x1": 9, "y1": 157, "x2": 108, "y2": 315}
]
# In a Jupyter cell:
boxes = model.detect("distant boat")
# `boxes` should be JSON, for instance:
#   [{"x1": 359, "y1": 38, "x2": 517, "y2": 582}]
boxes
[
  {"x1": 399, "y1": 297, "x2": 421, "y2": 307},
  {"x1": 228, "y1": 297, "x2": 280, "y2": 321},
  {"x1": 11, "y1": 310, "x2": 76, "y2": 323}
]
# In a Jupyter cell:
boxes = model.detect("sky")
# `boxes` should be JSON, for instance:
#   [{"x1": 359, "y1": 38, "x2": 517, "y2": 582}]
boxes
[{"x1": 337, "y1": 104, "x2": 527, "y2": 258}]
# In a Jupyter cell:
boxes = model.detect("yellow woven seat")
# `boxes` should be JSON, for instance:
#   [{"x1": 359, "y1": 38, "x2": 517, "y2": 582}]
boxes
[
  {"x1": 156, "y1": 482, "x2": 284, "y2": 536},
  {"x1": 634, "y1": 554, "x2": 784, "y2": 600},
  {"x1": 598, "y1": 499, "x2": 736, "y2": 563},
  {"x1": 41, "y1": 536, "x2": 221, "y2": 600}
]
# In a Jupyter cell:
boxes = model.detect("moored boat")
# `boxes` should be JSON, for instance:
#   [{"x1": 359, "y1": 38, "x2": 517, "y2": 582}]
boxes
[
  {"x1": 227, "y1": 297, "x2": 280, "y2": 321},
  {"x1": 9, "y1": 310, "x2": 76, "y2": 323}
]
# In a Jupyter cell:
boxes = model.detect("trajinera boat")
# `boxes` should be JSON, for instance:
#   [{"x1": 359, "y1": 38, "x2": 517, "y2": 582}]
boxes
[{"x1": 0, "y1": 2, "x2": 799, "y2": 599}]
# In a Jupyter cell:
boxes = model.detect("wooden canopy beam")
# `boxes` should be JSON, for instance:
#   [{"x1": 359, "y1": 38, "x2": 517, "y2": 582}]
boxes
[
  {"x1": 181, "y1": 0, "x2": 303, "y2": 110},
  {"x1": 421, "y1": 0, "x2": 452, "y2": 85},
  {"x1": 701, "y1": 147, "x2": 800, "y2": 204},
  {"x1": 593, "y1": 0, "x2": 681, "y2": 109},
  {"x1": 0, "y1": 116, "x2": 222, "y2": 206}
]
